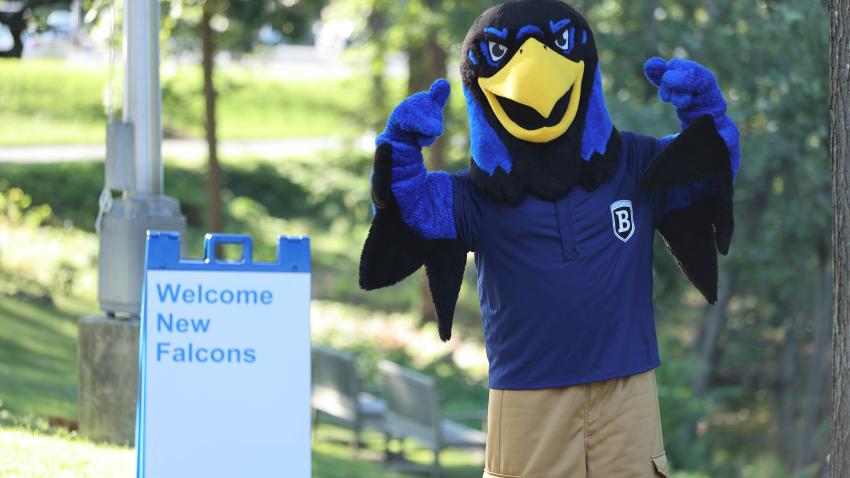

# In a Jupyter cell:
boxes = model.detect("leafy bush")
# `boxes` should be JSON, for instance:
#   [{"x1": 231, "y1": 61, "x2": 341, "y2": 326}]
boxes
[{"x1": 0, "y1": 186, "x2": 97, "y2": 299}]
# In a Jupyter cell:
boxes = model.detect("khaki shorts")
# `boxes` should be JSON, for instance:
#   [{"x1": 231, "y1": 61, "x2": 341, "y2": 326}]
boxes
[{"x1": 483, "y1": 370, "x2": 668, "y2": 478}]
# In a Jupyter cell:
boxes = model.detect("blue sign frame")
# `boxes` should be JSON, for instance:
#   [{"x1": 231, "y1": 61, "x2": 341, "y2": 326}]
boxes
[{"x1": 144, "y1": 231, "x2": 310, "y2": 273}]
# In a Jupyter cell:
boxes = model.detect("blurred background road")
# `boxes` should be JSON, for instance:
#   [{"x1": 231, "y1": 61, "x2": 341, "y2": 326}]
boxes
[{"x1": 0, "y1": 136, "x2": 374, "y2": 163}]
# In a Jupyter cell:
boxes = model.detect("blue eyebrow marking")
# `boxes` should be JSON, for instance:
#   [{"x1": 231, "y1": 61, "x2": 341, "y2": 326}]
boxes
[
  {"x1": 468, "y1": 50, "x2": 478, "y2": 65},
  {"x1": 582, "y1": 30, "x2": 587, "y2": 44},
  {"x1": 484, "y1": 27, "x2": 508, "y2": 39},
  {"x1": 516, "y1": 25, "x2": 544, "y2": 41},
  {"x1": 549, "y1": 18, "x2": 571, "y2": 33}
]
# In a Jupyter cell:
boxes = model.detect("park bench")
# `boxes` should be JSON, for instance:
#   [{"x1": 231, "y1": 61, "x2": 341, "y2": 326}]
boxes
[
  {"x1": 379, "y1": 360, "x2": 486, "y2": 478},
  {"x1": 311, "y1": 345, "x2": 386, "y2": 455}
]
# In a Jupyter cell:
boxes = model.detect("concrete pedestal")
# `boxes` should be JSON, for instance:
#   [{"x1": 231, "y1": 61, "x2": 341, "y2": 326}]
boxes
[{"x1": 78, "y1": 316, "x2": 140, "y2": 446}]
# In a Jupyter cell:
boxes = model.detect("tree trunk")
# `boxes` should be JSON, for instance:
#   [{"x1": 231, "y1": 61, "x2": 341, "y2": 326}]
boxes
[
  {"x1": 202, "y1": 7, "x2": 223, "y2": 234},
  {"x1": 830, "y1": 0, "x2": 850, "y2": 476},
  {"x1": 692, "y1": 267, "x2": 738, "y2": 395},
  {"x1": 796, "y1": 245, "x2": 833, "y2": 472},
  {"x1": 645, "y1": 0, "x2": 659, "y2": 50},
  {"x1": 422, "y1": 34, "x2": 448, "y2": 171},
  {"x1": 777, "y1": 306, "x2": 801, "y2": 468},
  {"x1": 0, "y1": 8, "x2": 26, "y2": 58},
  {"x1": 406, "y1": 6, "x2": 448, "y2": 327},
  {"x1": 367, "y1": 3, "x2": 389, "y2": 132}
]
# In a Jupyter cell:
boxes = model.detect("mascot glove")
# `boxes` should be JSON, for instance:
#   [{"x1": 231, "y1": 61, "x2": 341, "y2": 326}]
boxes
[
  {"x1": 377, "y1": 79, "x2": 451, "y2": 150},
  {"x1": 643, "y1": 57, "x2": 729, "y2": 122},
  {"x1": 644, "y1": 57, "x2": 740, "y2": 179},
  {"x1": 372, "y1": 79, "x2": 457, "y2": 240}
]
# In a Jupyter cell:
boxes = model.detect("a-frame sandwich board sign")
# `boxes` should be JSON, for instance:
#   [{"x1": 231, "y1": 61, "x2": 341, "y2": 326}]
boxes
[{"x1": 136, "y1": 232, "x2": 311, "y2": 478}]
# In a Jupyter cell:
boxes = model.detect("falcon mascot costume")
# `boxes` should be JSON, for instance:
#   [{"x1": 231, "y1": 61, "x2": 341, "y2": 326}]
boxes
[{"x1": 360, "y1": 1, "x2": 739, "y2": 476}]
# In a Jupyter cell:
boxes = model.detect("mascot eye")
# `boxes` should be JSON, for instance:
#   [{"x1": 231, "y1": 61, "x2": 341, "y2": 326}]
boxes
[
  {"x1": 555, "y1": 29, "x2": 571, "y2": 51},
  {"x1": 488, "y1": 41, "x2": 508, "y2": 61}
]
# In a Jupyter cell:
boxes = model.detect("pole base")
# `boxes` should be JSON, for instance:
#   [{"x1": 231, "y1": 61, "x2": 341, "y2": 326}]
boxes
[{"x1": 78, "y1": 316, "x2": 139, "y2": 446}]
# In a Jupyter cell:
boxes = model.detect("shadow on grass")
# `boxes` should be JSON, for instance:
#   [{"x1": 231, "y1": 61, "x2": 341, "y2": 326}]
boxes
[{"x1": 0, "y1": 292, "x2": 81, "y2": 419}]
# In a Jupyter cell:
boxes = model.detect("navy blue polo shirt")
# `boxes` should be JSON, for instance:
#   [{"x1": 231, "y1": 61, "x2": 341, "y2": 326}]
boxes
[{"x1": 452, "y1": 131, "x2": 667, "y2": 390}]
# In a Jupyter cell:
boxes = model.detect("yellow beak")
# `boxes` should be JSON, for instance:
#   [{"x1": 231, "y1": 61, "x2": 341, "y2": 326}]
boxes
[{"x1": 477, "y1": 38, "x2": 585, "y2": 143}]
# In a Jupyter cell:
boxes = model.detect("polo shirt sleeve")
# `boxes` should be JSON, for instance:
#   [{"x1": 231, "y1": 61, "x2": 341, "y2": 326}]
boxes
[{"x1": 451, "y1": 170, "x2": 482, "y2": 252}]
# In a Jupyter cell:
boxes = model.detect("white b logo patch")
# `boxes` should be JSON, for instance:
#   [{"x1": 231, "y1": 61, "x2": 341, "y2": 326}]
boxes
[{"x1": 610, "y1": 200, "x2": 635, "y2": 242}]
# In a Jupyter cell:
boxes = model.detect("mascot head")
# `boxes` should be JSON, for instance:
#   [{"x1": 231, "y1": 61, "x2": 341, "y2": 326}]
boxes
[{"x1": 461, "y1": 0, "x2": 619, "y2": 202}]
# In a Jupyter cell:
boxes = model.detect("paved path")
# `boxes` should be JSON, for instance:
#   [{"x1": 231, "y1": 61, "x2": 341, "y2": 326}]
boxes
[{"x1": 0, "y1": 136, "x2": 373, "y2": 163}]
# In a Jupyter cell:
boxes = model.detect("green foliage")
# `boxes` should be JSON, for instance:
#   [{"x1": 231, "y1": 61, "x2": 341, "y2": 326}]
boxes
[
  {"x1": 161, "y1": 0, "x2": 326, "y2": 52},
  {"x1": 0, "y1": 187, "x2": 53, "y2": 229},
  {"x1": 584, "y1": 1, "x2": 831, "y2": 475},
  {"x1": 0, "y1": 157, "x2": 423, "y2": 311},
  {"x1": 0, "y1": 163, "x2": 102, "y2": 229},
  {"x1": 0, "y1": 184, "x2": 98, "y2": 299}
]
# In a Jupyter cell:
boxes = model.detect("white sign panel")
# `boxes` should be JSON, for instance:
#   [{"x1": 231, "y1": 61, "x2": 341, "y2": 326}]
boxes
[{"x1": 136, "y1": 232, "x2": 311, "y2": 478}]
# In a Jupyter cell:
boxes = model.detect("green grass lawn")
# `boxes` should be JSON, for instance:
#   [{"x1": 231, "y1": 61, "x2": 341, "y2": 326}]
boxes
[
  {"x1": 0, "y1": 427, "x2": 134, "y2": 478},
  {"x1": 0, "y1": 59, "x2": 374, "y2": 145},
  {"x1": 0, "y1": 283, "x2": 91, "y2": 420},
  {"x1": 0, "y1": 114, "x2": 107, "y2": 146},
  {"x1": 0, "y1": 426, "x2": 429, "y2": 478}
]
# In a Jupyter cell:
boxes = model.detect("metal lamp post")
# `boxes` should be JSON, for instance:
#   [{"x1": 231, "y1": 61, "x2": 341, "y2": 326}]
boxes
[
  {"x1": 79, "y1": 0, "x2": 185, "y2": 445},
  {"x1": 98, "y1": 0, "x2": 186, "y2": 316}
]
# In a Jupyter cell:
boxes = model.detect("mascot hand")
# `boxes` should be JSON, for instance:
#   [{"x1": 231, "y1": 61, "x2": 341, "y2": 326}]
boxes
[
  {"x1": 378, "y1": 79, "x2": 451, "y2": 149},
  {"x1": 644, "y1": 57, "x2": 739, "y2": 179},
  {"x1": 643, "y1": 57, "x2": 726, "y2": 122},
  {"x1": 370, "y1": 78, "x2": 457, "y2": 242}
]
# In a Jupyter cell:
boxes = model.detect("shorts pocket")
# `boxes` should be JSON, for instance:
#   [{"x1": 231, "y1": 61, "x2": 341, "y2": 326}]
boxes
[
  {"x1": 483, "y1": 471, "x2": 522, "y2": 478},
  {"x1": 652, "y1": 451, "x2": 669, "y2": 477}
]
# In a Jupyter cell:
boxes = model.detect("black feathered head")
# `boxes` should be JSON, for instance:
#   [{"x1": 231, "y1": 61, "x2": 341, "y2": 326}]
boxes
[{"x1": 460, "y1": 0, "x2": 619, "y2": 202}]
